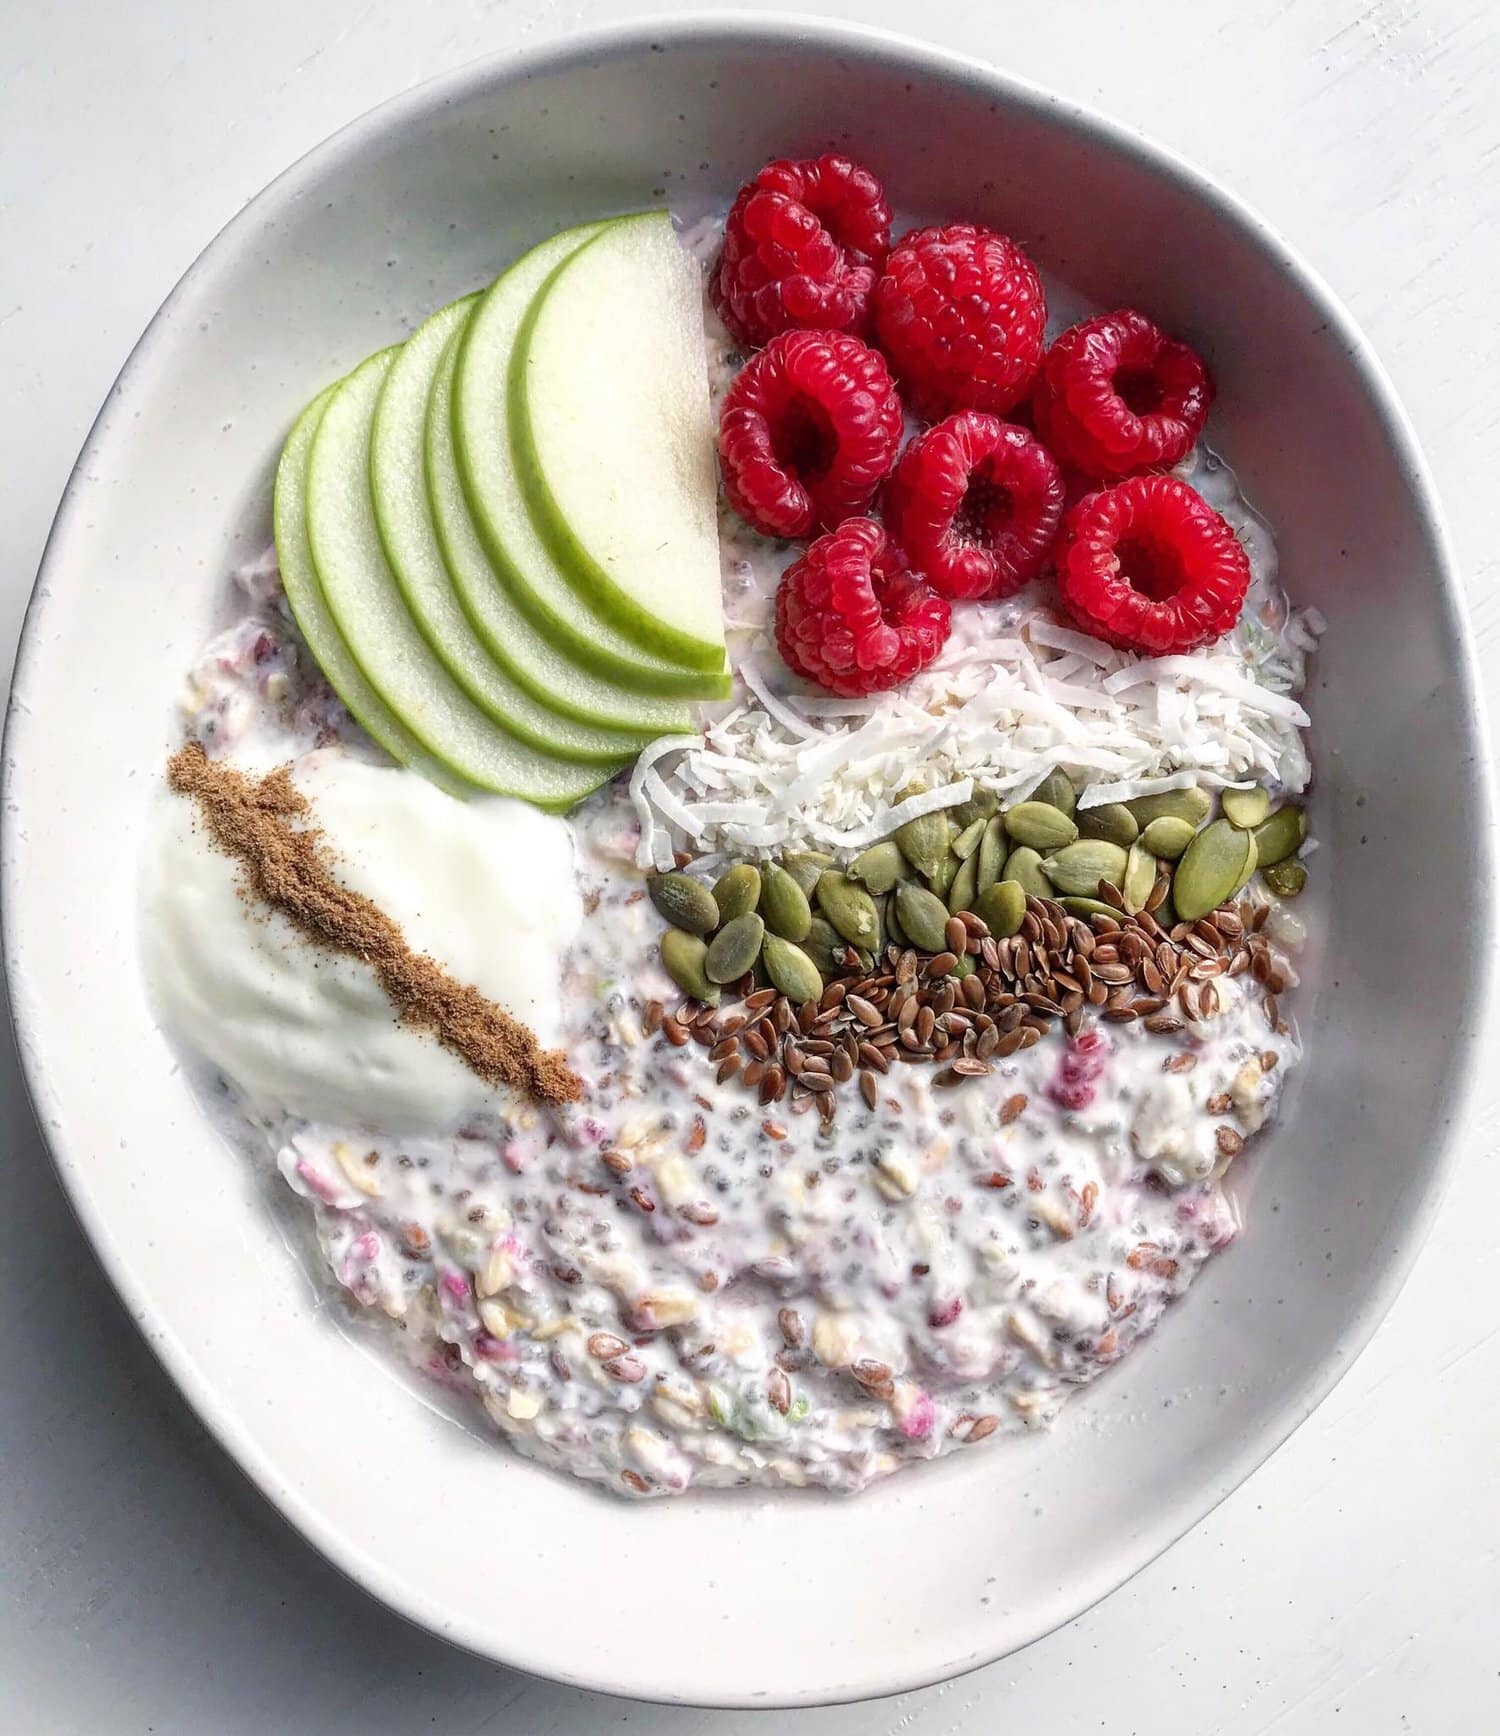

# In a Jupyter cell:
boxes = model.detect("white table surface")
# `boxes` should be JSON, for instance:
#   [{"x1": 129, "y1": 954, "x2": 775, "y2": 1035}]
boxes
[{"x1": 4, "y1": 1, "x2": 1498, "y2": 1729}]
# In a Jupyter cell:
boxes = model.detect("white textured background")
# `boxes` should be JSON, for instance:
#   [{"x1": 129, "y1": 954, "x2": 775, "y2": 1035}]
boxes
[{"x1": 3, "y1": 2, "x2": 1498, "y2": 1730}]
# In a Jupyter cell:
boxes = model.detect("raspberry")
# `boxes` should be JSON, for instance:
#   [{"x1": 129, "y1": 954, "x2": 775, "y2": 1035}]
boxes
[
  {"x1": 872, "y1": 224, "x2": 1046, "y2": 420},
  {"x1": 1056, "y1": 475, "x2": 1250, "y2": 655},
  {"x1": 1062, "y1": 1031, "x2": 1111, "y2": 1080},
  {"x1": 712, "y1": 154, "x2": 892, "y2": 348},
  {"x1": 775, "y1": 517, "x2": 951, "y2": 696},
  {"x1": 1032, "y1": 309, "x2": 1213, "y2": 479},
  {"x1": 884, "y1": 412, "x2": 1064, "y2": 600},
  {"x1": 718, "y1": 330, "x2": 904, "y2": 539},
  {"x1": 1048, "y1": 1077, "x2": 1096, "y2": 1112},
  {"x1": 1049, "y1": 1031, "x2": 1111, "y2": 1108}
]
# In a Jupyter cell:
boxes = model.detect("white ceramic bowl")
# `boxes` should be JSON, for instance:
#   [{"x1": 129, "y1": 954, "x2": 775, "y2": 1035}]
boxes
[{"x1": 3, "y1": 13, "x2": 1492, "y2": 1709}]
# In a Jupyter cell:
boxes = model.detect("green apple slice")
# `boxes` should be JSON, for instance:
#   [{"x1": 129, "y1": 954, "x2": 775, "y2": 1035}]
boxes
[
  {"x1": 511, "y1": 211, "x2": 725, "y2": 671},
  {"x1": 274, "y1": 384, "x2": 473, "y2": 799},
  {"x1": 370, "y1": 294, "x2": 662, "y2": 764},
  {"x1": 306, "y1": 350, "x2": 621, "y2": 810},
  {"x1": 426, "y1": 324, "x2": 697, "y2": 738},
  {"x1": 454, "y1": 221, "x2": 729, "y2": 701}
]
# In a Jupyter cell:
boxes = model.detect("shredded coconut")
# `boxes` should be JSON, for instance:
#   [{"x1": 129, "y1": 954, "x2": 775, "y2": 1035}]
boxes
[
  {"x1": 631, "y1": 598, "x2": 1314, "y2": 864},
  {"x1": 632, "y1": 391, "x2": 1318, "y2": 866}
]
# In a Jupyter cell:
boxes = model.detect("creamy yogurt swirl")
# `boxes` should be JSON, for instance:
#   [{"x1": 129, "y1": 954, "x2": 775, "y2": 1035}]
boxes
[{"x1": 141, "y1": 752, "x2": 580, "y2": 1133}]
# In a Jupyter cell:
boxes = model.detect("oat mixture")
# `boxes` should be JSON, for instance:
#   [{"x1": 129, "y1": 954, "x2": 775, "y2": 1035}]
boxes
[
  {"x1": 148, "y1": 198, "x2": 1317, "y2": 1499},
  {"x1": 165, "y1": 480, "x2": 1310, "y2": 1497}
]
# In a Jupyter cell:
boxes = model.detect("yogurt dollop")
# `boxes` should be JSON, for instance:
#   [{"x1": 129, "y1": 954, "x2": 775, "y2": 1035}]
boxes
[{"x1": 141, "y1": 751, "x2": 581, "y2": 1132}]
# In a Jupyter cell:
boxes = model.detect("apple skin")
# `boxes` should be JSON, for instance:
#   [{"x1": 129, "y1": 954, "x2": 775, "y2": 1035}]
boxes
[
  {"x1": 370, "y1": 293, "x2": 671, "y2": 764},
  {"x1": 275, "y1": 382, "x2": 475, "y2": 799},
  {"x1": 454, "y1": 221, "x2": 730, "y2": 701},
  {"x1": 426, "y1": 323, "x2": 700, "y2": 738},
  {"x1": 305, "y1": 348, "x2": 621, "y2": 810},
  {"x1": 509, "y1": 213, "x2": 727, "y2": 674}
]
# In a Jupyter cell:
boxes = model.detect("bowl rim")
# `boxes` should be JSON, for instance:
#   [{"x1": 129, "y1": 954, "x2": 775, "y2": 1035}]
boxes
[{"x1": 5, "y1": 8, "x2": 1495, "y2": 1709}]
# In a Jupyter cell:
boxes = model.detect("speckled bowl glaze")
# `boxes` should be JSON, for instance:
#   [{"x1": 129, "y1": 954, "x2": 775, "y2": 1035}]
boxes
[{"x1": 3, "y1": 12, "x2": 1492, "y2": 1709}]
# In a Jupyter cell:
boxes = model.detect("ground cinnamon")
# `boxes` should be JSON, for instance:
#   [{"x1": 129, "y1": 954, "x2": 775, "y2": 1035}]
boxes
[{"x1": 165, "y1": 742, "x2": 581, "y2": 1104}]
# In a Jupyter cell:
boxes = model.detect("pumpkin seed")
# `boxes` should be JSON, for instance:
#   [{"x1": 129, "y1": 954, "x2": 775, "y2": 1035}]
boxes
[
  {"x1": 705, "y1": 912, "x2": 766, "y2": 983},
  {"x1": 1252, "y1": 804, "x2": 1307, "y2": 868},
  {"x1": 951, "y1": 954, "x2": 976, "y2": 979},
  {"x1": 1004, "y1": 845, "x2": 1053, "y2": 899},
  {"x1": 848, "y1": 839, "x2": 905, "y2": 894},
  {"x1": 761, "y1": 934, "x2": 823, "y2": 1003},
  {"x1": 803, "y1": 916, "x2": 845, "y2": 975},
  {"x1": 949, "y1": 788, "x2": 1001, "y2": 828},
  {"x1": 973, "y1": 879, "x2": 1026, "y2": 938},
  {"x1": 1154, "y1": 892, "x2": 1179, "y2": 928},
  {"x1": 1004, "y1": 801, "x2": 1079, "y2": 851},
  {"x1": 1060, "y1": 896, "x2": 1122, "y2": 922},
  {"x1": 1173, "y1": 818, "x2": 1256, "y2": 922},
  {"x1": 1262, "y1": 859, "x2": 1308, "y2": 898},
  {"x1": 781, "y1": 850, "x2": 834, "y2": 897},
  {"x1": 649, "y1": 871, "x2": 719, "y2": 936},
  {"x1": 886, "y1": 891, "x2": 910, "y2": 948},
  {"x1": 927, "y1": 847, "x2": 959, "y2": 901},
  {"x1": 815, "y1": 871, "x2": 880, "y2": 946},
  {"x1": 1122, "y1": 841, "x2": 1158, "y2": 914},
  {"x1": 947, "y1": 851, "x2": 979, "y2": 914},
  {"x1": 952, "y1": 817, "x2": 987, "y2": 860},
  {"x1": 976, "y1": 815, "x2": 1006, "y2": 893},
  {"x1": 1041, "y1": 839, "x2": 1129, "y2": 896},
  {"x1": 1124, "y1": 786, "x2": 1212, "y2": 829},
  {"x1": 894, "y1": 805, "x2": 951, "y2": 877},
  {"x1": 871, "y1": 892, "x2": 890, "y2": 955},
  {"x1": 711, "y1": 863, "x2": 761, "y2": 925},
  {"x1": 1233, "y1": 831, "x2": 1260, "y2": 896},
  {"x1": 758, "y1": 863, "x2": 812, "y2": 941},
  {"x1": 895, "y1": 882, "x2": 952, "y2": 952},
  {"x1": 1076, "y1": 802, "x2": 1139, "y2": 847},
  {"x1": 1141, "y1": 815, "x2": 1196, "y2": 859},
  {"x1": 1221, "y1": 785, "x2": 1271, "y2": 829},
  {"x1": 661, "y1": 928, "x2": 720, "y2": 1004},
  {"x1": 1031, "y1": 768, "x2": 1078, "y2": 817}
]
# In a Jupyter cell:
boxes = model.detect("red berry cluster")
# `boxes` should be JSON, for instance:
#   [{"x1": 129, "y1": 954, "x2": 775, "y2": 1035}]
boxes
[
  {"x1": 711, "y1": 154, "x2": 891, "y2": 347},
  {"x1": 712, "y1": 155, "x2": 1247, "y2": 695},
  {"x1": 775, "y1": 518, "x2": 951, "y2": 699}
]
